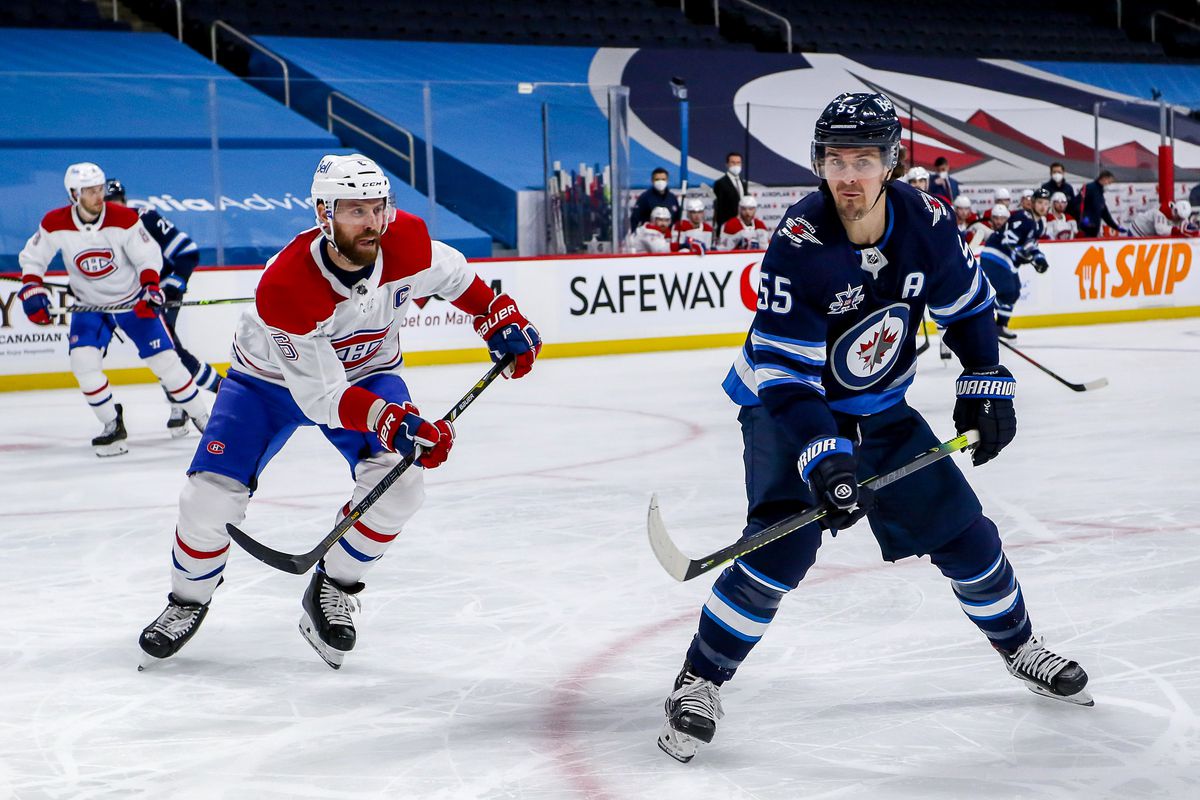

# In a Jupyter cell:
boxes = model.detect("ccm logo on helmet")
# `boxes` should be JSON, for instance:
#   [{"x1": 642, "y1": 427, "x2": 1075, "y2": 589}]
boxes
[
  {"x1": 74, "y1": 249, "x2": 117, "y2": 279},
  {"x1": 207, "y1": 441, "x2": 226, "y2": 455}
]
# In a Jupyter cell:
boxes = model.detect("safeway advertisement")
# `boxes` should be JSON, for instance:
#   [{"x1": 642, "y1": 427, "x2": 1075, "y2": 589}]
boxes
[{"x1": 2, "y1": 239, "x2": 1197, "y2": 380}]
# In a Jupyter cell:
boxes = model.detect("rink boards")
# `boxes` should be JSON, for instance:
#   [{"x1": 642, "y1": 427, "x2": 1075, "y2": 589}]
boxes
[{"x1": 2, "y1": 236, "x2": 1199, "y2": 390}]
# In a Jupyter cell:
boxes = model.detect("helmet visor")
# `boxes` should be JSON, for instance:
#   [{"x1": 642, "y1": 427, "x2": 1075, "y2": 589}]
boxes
[{"x1": 812, "y1": 143, "x2": 889, "y2": 181}]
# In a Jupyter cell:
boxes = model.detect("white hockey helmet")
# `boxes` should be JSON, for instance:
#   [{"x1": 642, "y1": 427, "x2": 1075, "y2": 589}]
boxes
[
  {"x1": 1050, "y1": 191, "x2": 1067, "y2": 204},
  {"x1": 994, "y1": 187, "x2": 1012, "y2": 201},
  {"x1": 1021, "y1": 188, "x2": 1034, "y2": 199},
  {"x1": 684, "y1": 197, "x2": 705, "y2": 213},
  {"x1": 1171, "y1": 199, "x2": 1192, "y2": 219},
  {"x1": 64, "y1": 162, "x2": 106, "y2": 203},
  {"x1": 953, "y1": 195, "x2": 972, "y2": 209},
  {"x1": 311, "y1": 154, "x2": 396, "y2": 239},
  {"x1": 990, "y1": 203, "x2": 1011, "y2": 219},
  {"x1": 739, "y1": 194, "x2": 758, "y2": 209},
  {"x1": 906, "y1": 166, "x2": 929, "y2": 183},
  {"x1": 650, "y1": 205, "x2": 672, "y2": 221}
]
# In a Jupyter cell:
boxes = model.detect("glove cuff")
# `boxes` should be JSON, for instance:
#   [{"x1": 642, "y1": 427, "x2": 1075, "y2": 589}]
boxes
[
  {"x1": 956, "y1": 366, "x2": 1016, "y2": 399},
  {"x1": 139, "y1": 269, "x2": 160, "y2": 287},
  {"x1": 798, "y1": 436, "x2": 855, "y2": 482}
]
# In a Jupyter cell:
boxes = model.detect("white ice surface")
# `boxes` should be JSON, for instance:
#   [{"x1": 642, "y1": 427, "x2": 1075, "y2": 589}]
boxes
[{"x1": 1, "y1": 319, "x2": 1198, "y2": 799}]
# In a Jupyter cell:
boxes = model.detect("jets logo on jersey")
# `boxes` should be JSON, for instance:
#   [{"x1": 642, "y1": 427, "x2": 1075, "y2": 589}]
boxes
[
  {"x1": 778, "y1": 216, "x2": 822, "y2": 247},
  {"x1": 920, "y1": 193, "x2": 947, "y2": 227},
  {"x1": 828, "y1": 283, "x2": 865, "y2": 315},
  {"x1": 332, "y1": 324, "x2": 392, "y2": 368},
  {"x1": 74, "y1": 248, "x2": 117, "y2": 279},
  {"x1": 830, "y1": 303, "x2": 910, "y2": 390}
]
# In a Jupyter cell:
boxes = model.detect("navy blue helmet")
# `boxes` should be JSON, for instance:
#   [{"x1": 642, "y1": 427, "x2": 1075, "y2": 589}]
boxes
[
  {"x1": 103, "y1": 178, "x2": 126, "y2": 203},
  {"x1": 811, "y1": 92, "x2": 902, "y2": 180}
]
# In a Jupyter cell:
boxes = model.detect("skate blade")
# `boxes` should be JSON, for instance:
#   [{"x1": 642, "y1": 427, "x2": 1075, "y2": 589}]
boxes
[
  {"x1": 94, "y1": 441, "x2": 129, "y2": 457},
  {"x1": 168, "y1": 422, "x2": 190, "y2": 438},
  {"x1": 299, "y1": 615, "x2": 345, "y2": 670},
  {"x1": 657, "y1": 722, "x2": 697, "y2": 763},
  {"x1": 1027, "y1": 683, "x2": 1095, "y2": 707},
  {"x1": 137, "y1": 648, "x2": 165, "y2": 672}
]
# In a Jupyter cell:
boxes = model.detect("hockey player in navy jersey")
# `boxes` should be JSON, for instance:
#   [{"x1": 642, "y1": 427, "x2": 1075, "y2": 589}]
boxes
[
  {"x1": 137, "y1": 154, "x2": 541, "y2": 670},
  {"x1": 979, "y1": 187, "x2": 1050, "y2": 339},
  {"x1": 105, "y1": 179, "x2": 224, "y2": 435},
  {"x1": 657, "y1": 94, "x2": 1091, "y2": 764}
]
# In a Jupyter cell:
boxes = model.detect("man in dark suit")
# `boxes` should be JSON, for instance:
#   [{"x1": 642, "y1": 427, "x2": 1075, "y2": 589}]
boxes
[{"x1": 712, "y1": 152, "x2": 748, "y2": 232}]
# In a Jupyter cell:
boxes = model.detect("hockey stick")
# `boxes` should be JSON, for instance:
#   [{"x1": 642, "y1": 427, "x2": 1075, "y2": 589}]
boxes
[
  {"x1": 50, "y1": 297, "x2": 255, "y2": 313},
  {"x1": 647, "y1": 430, "x2": 980, "y2": 582},
  {"x1": 914, "y1": 314, "x2": 931, "y2": 356},
  {"x1": 999, "y1": 339, "x2": 1108, "y2": 392},
  {"x1": 226, "y1": 355, "x2": 513, "y2": 575}
]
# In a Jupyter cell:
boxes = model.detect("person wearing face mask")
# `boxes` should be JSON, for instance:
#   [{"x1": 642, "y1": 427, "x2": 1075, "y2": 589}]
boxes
[
  {"x1": 713, "y1": 152, "x2": 749, "y2": 231},
  {"x1": 631, "y1": 167, "x2": 680, "y2": 230},
  {"x1": 1039, "y1": 162, "x2": 1075, "y2": 204},
  {"x1": 927, "y1": 156, "x2": 959, "y2": 206}
]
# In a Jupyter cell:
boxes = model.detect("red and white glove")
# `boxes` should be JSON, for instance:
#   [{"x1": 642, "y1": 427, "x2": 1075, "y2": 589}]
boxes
[
  {"x1": 18, "y1": 276, "x2": 52, "y2": 325},
  {"x1": 370, "y1": 400, "x2": 455, "y2": 468},
  {"x1": 472, "y1": 293, "x2": 541, "y2": 379},
  {"x1": 134, "y1": 269, "x2": 165, "y2": 319}
]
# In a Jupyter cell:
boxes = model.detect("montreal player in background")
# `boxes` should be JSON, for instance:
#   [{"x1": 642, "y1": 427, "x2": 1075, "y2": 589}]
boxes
[
  {"x1": 138, "y1": 154, "x2": 541, "y2": 670},
  {"x1": 18, "y1": 162, "x2": 212, "y2": 456},
  {"x1": 657, "y1": 93, "x2": 1092, "y2": 764}
]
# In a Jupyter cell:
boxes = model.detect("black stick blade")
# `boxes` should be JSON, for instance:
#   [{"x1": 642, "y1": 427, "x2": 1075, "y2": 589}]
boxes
[{"x1": 226, "y1": 524, "x2": 317, "y2": 575}]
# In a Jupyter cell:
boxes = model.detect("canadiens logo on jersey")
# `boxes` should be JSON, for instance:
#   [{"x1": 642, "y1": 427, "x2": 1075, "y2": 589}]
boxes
[
  {"x1": 830, "y1": 303, "x2": 910, "y2": 390},
  {"x1": 332, "y1": 324, "x2": 392, "y2": 368},
  {"x1": 74, "y1": 248, "x2": 118, "y2": 279}
]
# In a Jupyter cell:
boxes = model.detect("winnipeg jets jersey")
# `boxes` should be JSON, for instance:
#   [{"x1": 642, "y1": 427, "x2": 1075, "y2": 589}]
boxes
[
  {"x1": 18, "y1": 202, "x2": 163, "y2": 304},
  {"x1": 230, "y1": 213, "x2": 480, "y2": 430},
  {"x1": 723, "y1": 182, "x2": 996, "y2": 440},
  {"x1": 981, "y1": 209, "x2": 1044, "y2": 271}
]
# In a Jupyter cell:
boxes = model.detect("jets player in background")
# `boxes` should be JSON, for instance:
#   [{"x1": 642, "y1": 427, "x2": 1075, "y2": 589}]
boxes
[
  {"x1": 657, "y1": 94, "x2": 1090, "y2": 764},
  {"x1": 717, "y1": 195, "x2": 769, "y2": 250},
  {"x1": 18, "y1": 163, "x2": 211, "y2": 456},
  {"x1": 1126, "y1": 199, "x2": 1197, "y2": 238},
  {"x1": 105, "y1": 179, "x2": 224, "y2": 435},
  {"x1": 672, "y1": 198, "x2": 714, "y2": 252},
  {"x1": 138, "y1": 154, "x2": 541, "y2": 670},
  {"x1": 627, "y1": 206, "x2": 673, "y2": 253},
  {"x1": 979, "y1": 187, "x2": 1051, "y2": 339}
]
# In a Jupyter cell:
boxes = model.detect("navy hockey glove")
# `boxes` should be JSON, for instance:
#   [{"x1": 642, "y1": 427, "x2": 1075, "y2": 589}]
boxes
[
  {"x1": 798, "y1": 436, "x2": 875, "y2": 533},
  {"x1": 161, "y1": 273, "x2": 187, "y2": 303},
  {"x1": 1031, "y1": 251, "x2": 1049, "y2": 274},
  {"x1": 473, "y1": 293, "x2": 542, "y2": 379},
  {"x1": 134, "y1": 270, "x2": 165, "y2": 319},
  {"x1": 953, "y1": 366, "x2": 1017, "y2": 466},
  {"x1": 18, "y1": 277, "x2": 52, "y2": 325},
  {"x1": 370, "y1": 400, "x2": 455, "y2": 468}
]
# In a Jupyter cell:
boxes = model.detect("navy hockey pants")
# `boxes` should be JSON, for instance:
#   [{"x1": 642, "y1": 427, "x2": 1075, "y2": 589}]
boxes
[
  {"x1": 979, "y1": 254, "x2": 1021, "y2": 325},
  {"x1": 685, "y1": 401, "x2": 1032, "y2": 683}
]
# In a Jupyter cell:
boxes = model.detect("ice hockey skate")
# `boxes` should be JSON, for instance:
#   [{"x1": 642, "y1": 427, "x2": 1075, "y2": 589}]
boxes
[
  {"x1": 191, "y1": 410, "x2": 209, "y2": 434},
  {"x1": 299, "y1": 568, "x2": 364, "y2": 670},
  {"x1": 138, "y1": 593, "x2": 211, "y2": 668},
  {"x1": 657, "y1": 661, "x2": 725, "y2": 763},
  {"x1": 166, "y1": 404, "x2": 190, "y2": 438},
  {"x1": 996, "y1": 322, "x2": 1018, "y2": 340},
  {"x1": 1001, "y1": 633, "x2": 1093, "y2": 706},
  {"x1": 92, "y1": 402, "x2": 128, "y2": 457}
]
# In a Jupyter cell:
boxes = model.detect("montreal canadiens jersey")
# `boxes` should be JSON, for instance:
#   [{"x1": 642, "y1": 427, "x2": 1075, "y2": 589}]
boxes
[
  {"x1": 723, "y1": 181, "x2": 996, "y2": 424},
  {"x1": 18, "y1": 202, "x2": 163, "y2": 305},
  {"x1": 230, "y1": 213, "x2": 478, "y2": 429}
]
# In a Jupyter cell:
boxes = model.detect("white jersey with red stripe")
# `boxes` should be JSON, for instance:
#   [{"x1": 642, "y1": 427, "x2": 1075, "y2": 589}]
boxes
[
  {"x1": 230, "y1": 212, "x2": 487, "y2": 431},
  {"x1": 718, "y1": 216, "x2": 769, "y2": 251},
  {"x1": 627, "y1": 222, "x2": 672, "y2": 253},
  {"x1": 1043, "y1": 212, "x2": 1078, "y2": 240},
  {"x1": 671, "y1": 220, "x2": 713, "y2": 251},
  {"x1": 18, "y1": 202, "x2": 163, "y2": 304}
]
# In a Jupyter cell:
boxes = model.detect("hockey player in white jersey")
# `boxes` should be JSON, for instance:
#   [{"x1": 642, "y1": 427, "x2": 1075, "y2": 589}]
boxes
[
  {"x1": 627, "y1": 206, "x2": 674, "y2": 253},
  {"x1": 18, "y1": 162, "x2": 211, "y2": 456},
  {"x1": 717, "y1": 195, "x2": 769, "y2": 250},
  {"x1": 138, "y1": 154, "x2": 541, "y2": 670},
  {"x1": 1126, "y1": 200, "x2": 1197, "y2": 238}
]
